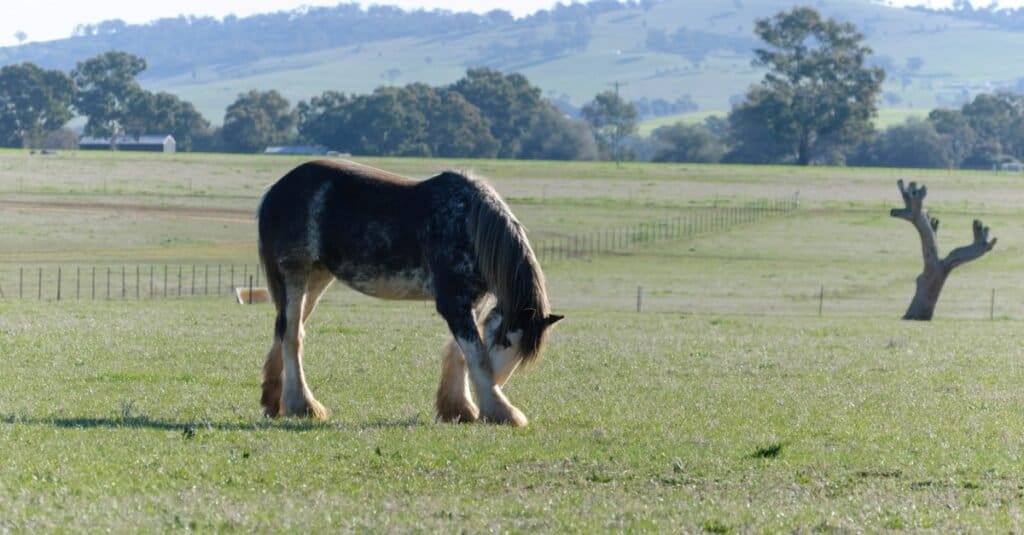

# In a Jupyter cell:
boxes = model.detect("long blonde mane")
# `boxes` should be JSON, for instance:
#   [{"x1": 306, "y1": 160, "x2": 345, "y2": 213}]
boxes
[{"x1": 465, "y1": 176, "x2": 551, "y2": 363}]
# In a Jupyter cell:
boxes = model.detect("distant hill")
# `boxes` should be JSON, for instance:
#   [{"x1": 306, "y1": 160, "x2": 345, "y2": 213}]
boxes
[{"x1": 3, "y1": 0, "x2": 1024, "y2": 124}]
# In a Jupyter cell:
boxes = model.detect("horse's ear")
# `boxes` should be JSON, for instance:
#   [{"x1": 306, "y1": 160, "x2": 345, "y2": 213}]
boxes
[{"x1": 544, "y1": 314, "x2": 564, "y2": 327}]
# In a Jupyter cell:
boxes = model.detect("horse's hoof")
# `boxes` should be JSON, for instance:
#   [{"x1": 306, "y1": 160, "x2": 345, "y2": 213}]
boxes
[
  {"x1": 305, "y1": 399, "x2": 330, "y2": 421},
  {"x1": 482, "y1": 404, "x2": 528, "y2": 427},
  {"x1": 436, "y1": 402, "x2": 480, "y2": 424}
]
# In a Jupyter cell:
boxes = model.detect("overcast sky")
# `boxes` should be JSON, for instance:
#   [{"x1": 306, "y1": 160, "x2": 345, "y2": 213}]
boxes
[{"x1": 2, "y1": 0, "x2": 1023, "y2": 47}]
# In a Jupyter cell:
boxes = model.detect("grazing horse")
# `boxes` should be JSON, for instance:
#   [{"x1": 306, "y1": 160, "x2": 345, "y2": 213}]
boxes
[{"x1": 257, "y1": 160, "x2": 562, "y2": 426}]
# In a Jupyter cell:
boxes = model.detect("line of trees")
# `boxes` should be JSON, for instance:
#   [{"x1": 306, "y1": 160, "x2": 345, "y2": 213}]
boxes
[
  {"x1": 5, "y1": 6, "x2": 1024, "y2": 169},
  {"x1": 0, "y1": 51, "x2": 611, "y2": 160}
]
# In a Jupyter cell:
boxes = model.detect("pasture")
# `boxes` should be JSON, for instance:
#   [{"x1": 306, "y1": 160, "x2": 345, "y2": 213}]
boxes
[{"x1": 3, "y1": 151, "x2": 1024, "y2": 530}]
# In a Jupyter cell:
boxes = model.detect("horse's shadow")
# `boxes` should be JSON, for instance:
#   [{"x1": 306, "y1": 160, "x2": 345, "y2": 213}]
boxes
[{"x1": 0, "y1": 413, "x2": 428, "y2": 432}]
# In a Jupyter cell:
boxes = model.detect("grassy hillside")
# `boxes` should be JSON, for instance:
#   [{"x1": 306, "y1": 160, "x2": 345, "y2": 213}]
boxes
[{"x1": 146, "y1": 0, "x2": 1023, "y2": 123}]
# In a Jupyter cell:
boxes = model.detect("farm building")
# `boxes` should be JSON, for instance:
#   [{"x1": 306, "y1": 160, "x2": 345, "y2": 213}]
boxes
[{"x1": 79, "y1": 134, "x2": 176, "y2": 153}]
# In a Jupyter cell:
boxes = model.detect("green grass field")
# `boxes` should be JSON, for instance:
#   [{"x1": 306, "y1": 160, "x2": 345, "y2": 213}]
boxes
[{"x1": 4, "y1": 151, "x2": 1024, "y2": 530}]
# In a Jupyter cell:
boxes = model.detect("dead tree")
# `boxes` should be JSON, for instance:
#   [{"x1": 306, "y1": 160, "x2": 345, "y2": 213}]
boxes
[{"x1": 890, "y1": 179, "x2": 997, "y2": 320}]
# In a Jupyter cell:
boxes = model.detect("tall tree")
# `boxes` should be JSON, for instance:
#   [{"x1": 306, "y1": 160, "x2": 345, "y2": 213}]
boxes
[
  {"x1": 72, "y1": 51, "x2": 148, "y2": 139},
  {"x1": 221, "y1": 90, "x2": 295, "y2": 153},
  {"x1": 0, "y1": 63, "x2": 75, "y2": 148},
  {"x1": 727, "y1": 7, "x2": 884, "y2": 165},
  {"x1": 582, "y1": 90, "x2": 638, "y2": 163}
]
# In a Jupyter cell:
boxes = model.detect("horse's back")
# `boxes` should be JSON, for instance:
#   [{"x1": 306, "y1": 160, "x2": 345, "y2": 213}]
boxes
[{"x1": 258, "y1": 160, "x2": 453, "y2": 300}]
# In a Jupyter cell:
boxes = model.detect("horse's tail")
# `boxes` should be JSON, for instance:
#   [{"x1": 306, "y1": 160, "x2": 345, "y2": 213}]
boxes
[
  {"x1": 257, "y1": 195, "x2": 287, "y2": 341},
  {"x1": 466, "y1": 180, "x2": 551, "y2": 364}
]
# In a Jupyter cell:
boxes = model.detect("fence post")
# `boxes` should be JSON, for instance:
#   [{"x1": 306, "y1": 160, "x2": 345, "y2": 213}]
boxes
[
  {"x1": 204, "y1": 265, "x2": 209, "y2": 296},
  {"x1": 991, "y1": 288, "x2": 996, "y2": 321},
  {"x1": 178, "y1": 266, "x2": 183, "y2": 297},
  {"x1": 637, "y1": 285, "x2": 643, "y2": 313},
  {"x1": 136, "y1": 266, "x2": 140, "y2": 299},
  {"x1": 106, "y1": 267, "x2": 111, "y2": 300},
  {"x1": 121, "y1": 265, "x2": 126, "y2": 298},
  {"x1": 818, "y1": 285, "x2": 824, "y2": 316},
  {"x1": 218, "y1": 265, "x2": 222, "y2": 295},
  {"x1": 57, "y1": 267, "x2": 62, "y2": 301},
  {"x1": 91, "y1": 267, "x2": 96, "y2": 300},
  {"x1": 248, "y1": 275, "x2": 254, "y2": 305},
  {"x1": 191, "y1": 265, "x2": 196, "y2": 296},
  {"x1": 19, "y1": 267, "x2": 23, "y2": 299},
  {"x1": 164, "y1": 265, "x2": 168, "y2": 297},
  {"x1": 76, "y1": 267, "x2": 80, "y2": 300}
]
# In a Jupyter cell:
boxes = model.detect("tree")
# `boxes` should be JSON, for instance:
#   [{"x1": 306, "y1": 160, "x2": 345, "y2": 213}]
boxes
[
  {"x1": 221, "y1": 90, "x2": 295, "y2": 153},
  {"x1": 297, "y1": 91, "x2": 352, "y2": 150},
  {"x1": 451, "y1": 68, "x2": 547, "y2": 158},
  {"x1": 651, "y1": 122, "x2": 726, "y2": 163},
  {"x1": 518, "y1": 105, "x2": 598, "y2": 161},
  {"x1": 957, "y1": 92, "x2": 1024, "y2": 168},
  {"x1": 727, "y1": 7, "x2": 884, "y2": 165},
  {"x1": 72, "y1": 51, "x2": 148, "y2": 139},
  {"x1": 426, "y1": 90, "x2": 499, "y2": 158},
  {"x1": 889, "y1": 180, "x2": 996, "y2": 320},
  {"x1": 850, "y1": 118, "x2": 951, "y2": 169},
  {"x1": 581, "y1": 90, "x2": 638, "y2": 163},
  {"x1": 122, "y1": 91, "x2": 210, "y2": 151},
  {"x1": 0, "y1": 63, "x2": 75, "y2": 148},
  {"x1": 928, "y1": 108, "x2": 977, "y2": 168}
]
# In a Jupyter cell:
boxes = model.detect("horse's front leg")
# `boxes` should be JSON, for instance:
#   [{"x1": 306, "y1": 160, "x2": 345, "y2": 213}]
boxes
[{"x1": 440, "y1": 304, "x2": 527, "y2": 427}]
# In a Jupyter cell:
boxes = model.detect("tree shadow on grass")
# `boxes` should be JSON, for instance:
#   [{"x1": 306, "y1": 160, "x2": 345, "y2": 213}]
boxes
[{"x1": 0, "y1": 413, "x2": 428, "y2": 432}]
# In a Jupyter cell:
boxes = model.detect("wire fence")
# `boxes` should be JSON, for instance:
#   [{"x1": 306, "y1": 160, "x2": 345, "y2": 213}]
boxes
[
  {"x1": 622, "y1": 285, "x2": 1017, "y2": 320},
  {"x1": 0, "y1": 263, "x2": 263, "y2": 302},
  {"x1": 534, "y1": 195, "x2": 800, "y2": 262}
]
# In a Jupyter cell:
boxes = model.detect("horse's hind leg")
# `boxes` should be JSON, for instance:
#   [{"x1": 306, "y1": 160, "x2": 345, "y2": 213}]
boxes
[
  {"x1": 277, "y1": 266, "x2": 330, "y2": 420},
  {"x1": 262, "y1": 267, "x2": 333, "y2": 418},
  {"x1": 435, "y1": 339, "x2": 479, "y2": 423}
]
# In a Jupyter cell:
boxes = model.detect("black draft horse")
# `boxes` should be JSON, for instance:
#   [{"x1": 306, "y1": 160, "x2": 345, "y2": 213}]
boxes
[{"x1": 257, "y1": 160, "x2": 562, "y2": 426}]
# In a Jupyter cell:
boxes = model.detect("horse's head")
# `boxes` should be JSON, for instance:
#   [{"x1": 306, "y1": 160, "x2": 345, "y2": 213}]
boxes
[{"x1": 482, "y1": 307, "x2": 563, "y2": 386}]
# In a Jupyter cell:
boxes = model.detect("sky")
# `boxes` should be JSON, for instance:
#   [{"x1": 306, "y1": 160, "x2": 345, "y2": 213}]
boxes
[{"x1": 3, "y1": 0, "x2": 1024, "y2": 47}]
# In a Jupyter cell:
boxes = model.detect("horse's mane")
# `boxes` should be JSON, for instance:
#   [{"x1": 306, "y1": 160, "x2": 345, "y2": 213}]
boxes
[{"x1": 462, "y1": 173, "x2": 551, "y2": 364}]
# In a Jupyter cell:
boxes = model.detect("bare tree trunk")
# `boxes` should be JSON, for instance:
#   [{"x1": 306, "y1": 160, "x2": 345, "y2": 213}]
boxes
[{"x1": 890, "y1": 180, "x2": 996, "y2": 320}]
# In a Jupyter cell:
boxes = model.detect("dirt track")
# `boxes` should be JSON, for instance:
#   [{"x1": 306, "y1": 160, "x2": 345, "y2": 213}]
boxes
[{"x1": 0, "y1": 199, "x2": 255, "y2": 224}]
